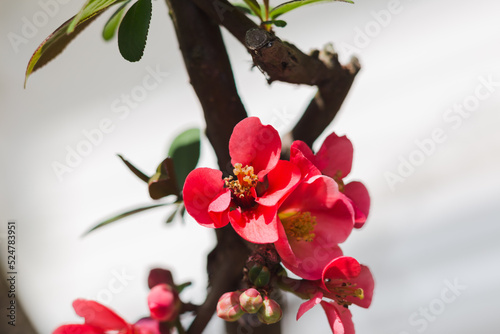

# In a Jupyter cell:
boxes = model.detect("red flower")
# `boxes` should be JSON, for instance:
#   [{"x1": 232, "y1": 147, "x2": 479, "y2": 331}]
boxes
[
  {"x1": 274, "y1": 175, "x2": 354, "y2": 280},
  {"x1": 291, "y1": 133, "x2": 370, "y2": 228},
  {"x1": 183, "y1": 117, "x2": 301, "y2": 243},
  {"x1": 148, "y1": 284, "x2": 181, "y2": 322},
  {"x1": 296, "y1": 257, "x2": 374, "y2": 334},
  {"x1": 53, "y1": 299, "x2": 160, "y2": 334}
]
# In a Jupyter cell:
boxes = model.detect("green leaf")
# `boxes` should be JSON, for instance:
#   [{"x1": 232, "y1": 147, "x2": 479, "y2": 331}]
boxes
[
  {"x1": 168, "y1": 128, "x2": 201, "y2": 192},
  {"x1": 24, "y1": 0, "x2": 126, "y2": 87},
  {"x1": 233, "y1": 3, "x2": 253, "y2": 15},
  {"x1": 262, "y1": 20, "x2": 287, "y2": 27},
  {"x1": 103, "y1": 0, "x2": 131, "y2": 40},
  {"x1": 118, "y1": 0, "x2": 152, "y2": 62},
  {"x1": 242, "y1": 0, "x2": 263, "y2": 19},
  {"x1": 270, "y1": 0, "x2": 353, "y2": 19},
  {"x1": 166, "y1": 206, "x2": 179, "y2": 223},
  {"x1": 68, "y1": 0, "x2": 125, "y2": 33},
  {"x1": 149, "y1": 158, "x2": 180, "y2": 200},
  {"x1": 117, "y1": 154, "x2": 149, "y2": 182},
  {"x1": 83, "y1": 203, "x2": 169, "y2": 236}
]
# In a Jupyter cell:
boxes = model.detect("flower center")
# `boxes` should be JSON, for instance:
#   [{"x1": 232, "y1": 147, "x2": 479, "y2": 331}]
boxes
[
  {"x1": 279, "y1": 211, "x2": 317, "y2": 242},
  {"x1": 323, "y1": 280, "x2": 364, "y2": 307},
  {"x1": 224, "y1": 163, "x2": 259, "y2": 207}
]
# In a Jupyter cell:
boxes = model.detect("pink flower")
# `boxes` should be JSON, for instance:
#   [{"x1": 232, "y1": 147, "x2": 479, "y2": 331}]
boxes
[
  {"x1": 291, "y1": 133, "x2": 370, "y2": 228},
  {"x1": 296, "y1": 257, "x2": 374, "y2": 334},
  {"x1": 53, "y1": 299, "x2": 160, "y2": 334},
  {"x1": 274, "y1": 175, "x2": 355, "y2": 280},
  {"x1": 183, "y1": 117, "x2": 301, "y2": 243},
  {"x1": 148, "y1": 284, "x2": 181, "y2": 322}
]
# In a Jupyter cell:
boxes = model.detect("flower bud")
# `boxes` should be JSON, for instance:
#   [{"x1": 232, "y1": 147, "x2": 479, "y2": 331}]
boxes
[
  {"x1": 239, "y1": 288, "x2": 263, "y2": 313},
  {"x1": 257, "y1": 297, "x2": 282, "y2": 325},
  {"x1": 217, "y1": 291, "x2": 244, "y2": 322},
  {"x1": 248, "y1": 265, "x2": 271, "y2": 288},
  {"x1": 147, "y1": 283, "x2": 181, "y2": 322}
]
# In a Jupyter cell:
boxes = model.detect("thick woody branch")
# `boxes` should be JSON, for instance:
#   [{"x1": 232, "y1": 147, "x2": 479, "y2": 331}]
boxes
[
  {"x1": 166, "y1": 0, "x2": 247, "y2": 174},
  {"x1": 165, "y1": 1, "x2": 276, "y2": 334},
  {"x1": 190, "y1": 0, "x2": 361, "y2": 147}
]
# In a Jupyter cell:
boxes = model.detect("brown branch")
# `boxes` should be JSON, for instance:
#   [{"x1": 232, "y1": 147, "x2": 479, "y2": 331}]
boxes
[
  {"x1": 190, "y1": 0, "x2": 361, "y2": 148},
  {"x1": 165, "y1": 1, "x2": 276, "y2": 334},
  {"x1": 166, "y1": 0, "x2": 247, "y2": 174}
]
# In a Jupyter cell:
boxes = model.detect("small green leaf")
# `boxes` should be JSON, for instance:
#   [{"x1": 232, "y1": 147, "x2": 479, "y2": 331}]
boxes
[
  {"x1": 149, "y1": 158, "x2": 180, "y2": 200},
  {"x1": 25, "y1": 0, "x2": 126, "y2": 87},
  {"x1": 168, "y1": 128, "x2": 201, "y2": 192},
  {"x1": 118, "y1": 0, "x2": 152, "y2": 62},
  {"x1": 262, "y1": 20, "x2": 287, "y2": 27},
  {"x1": 103, "y1": 0, "x2": 131, "y2": 41},
  {"x1": 233, "y1": 3, "x2": 253, "y2": 15},
  {"x1": 83, "y1": 203, "x2": 169, "y2": 236},
  {"x1": 166, "y1": 206, "x2": 179, "y2": 223},
  {"x1": 270, "y1": 0, "x2": 353, "y2": 19},
  {"x1": 118, "y1": 154, "x2": 149, "y2": 183},
  {"x1": 175, "y1": 281, "x2": 192, "y2": 293},
  {"x1": 68, "y1": 0, "x2": 125, "y2": 33},
  {"x1": 242, "y1": 0, "x2": 263, "y2": 19}
]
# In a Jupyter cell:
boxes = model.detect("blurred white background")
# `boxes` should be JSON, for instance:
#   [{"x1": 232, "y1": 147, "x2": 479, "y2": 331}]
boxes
[{"x1": 1, "y1": 0, "x2": 499, "y2": 333}]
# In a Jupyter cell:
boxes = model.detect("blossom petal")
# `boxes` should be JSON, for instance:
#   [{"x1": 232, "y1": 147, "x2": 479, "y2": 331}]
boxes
[
  {"x1": 321, "y1": 257, "x2": 361, "y2": 291},
  {"x1": 229, "y1": 117, "x2": 281, "y2": 177},
  {"x1": 255, "y1": 160, "x2": 301, "y2": 207},
  {"x1": 296, "y1": 291, "x2": 323, "y2": 320},
  {"x1": 280, "y1": 243, "x2": 344, "y2": 281},
  {"x1": 72, "y1": 299, "x2": 128, "y2": 331},
  {"x1": 229, "y1": 206, "x2": 279, "y2": 243},
  {"x1": 276, "y1": 176, "x2": 354, "y2": 280},
  {"x1": 315, "y1": 133, "x2": 353, "y2": 178},
  {"x1": 320, "y1": 301, "x2": 355, "y2": 334},
  {"x1": 290, "y1": 140, "x2": 321, "y2": 179},
  {"x1": 134, "y1": 318, "x2": 161, "y2": 334},
  {"x1": 345, "y1": 265, "x2": 375, "y2": 308},
  {"x1": 183, "y1": 168, "x2": 230, "y2": 228},
  {"x1": 53, "y1": 324, "x2": 103, "y2": 334},
  {"x1": 343, "y1": 181, "x2": 370, "y2": 228}
]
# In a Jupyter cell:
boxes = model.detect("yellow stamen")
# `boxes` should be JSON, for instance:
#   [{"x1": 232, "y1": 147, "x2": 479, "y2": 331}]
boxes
[
  {"x1": 324, "y1": 280, "x2": 364, "y2": 307},
  {"x1": 279, "y1": 211, "x2": 317, "y2": 242},
  {"x1": 224, "y1": 163, "x2": 258, "y2": 198}
]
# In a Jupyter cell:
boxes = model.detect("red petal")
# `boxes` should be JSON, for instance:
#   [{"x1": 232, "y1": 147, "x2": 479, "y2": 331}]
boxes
[
  {"x1": 255, "y1": 160, "x2": 301, "y2": 207},
  {"x1": 343, "y1": 182, "x2": 370, "y2": 228},
  {"x1": 296, "y1": 291, "x2": 323, "y2": 320},
  {"x1": 283, "y1": 242, "x2": 344, "y2": 281},
  {"x1": 290, "y1": 141, "x2": 321, "y2": 179},
  {"x1": 321, "y1": 257, "x2": 361, "y2": 291},
  {"x1": 183, "y1": 168, "x2": 230, "y2": 228},
  {"x1": 345, "y1": 265, "x2": 375, "y2": 308},
  {"x1": 229, "y1": 206, "x2": 279, "y2": 243},
  {"x1": 72, "y1": 299, "x2": 128, "y2": 331},
  {"x1": 320, "y1": 301, "x2": 355, "y2": 334},
  {"x1": 134, "y1": 318, "x2": 161, "y2": 334},
  {"x1": 315, "y1": 133, "x2": 354, "y2": 179},
  {"x1": 229, "y1": 117, "x2": 281, "y2": 177},
  {"x1": 53, "y1": 324, "x2": 103, "y2": 334}
]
